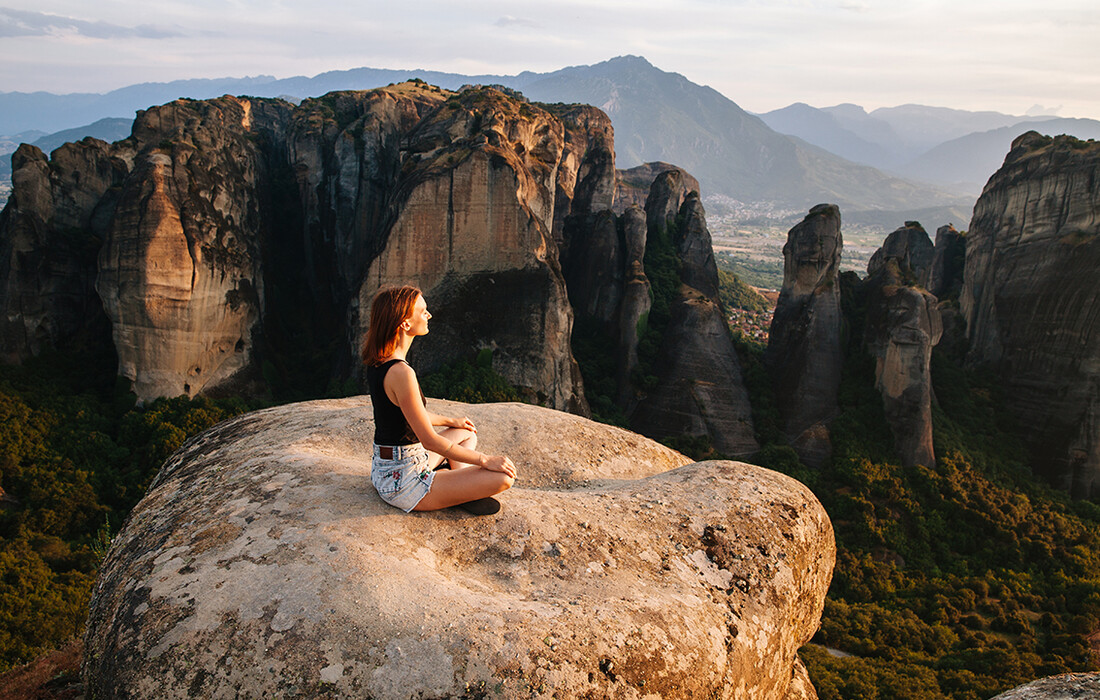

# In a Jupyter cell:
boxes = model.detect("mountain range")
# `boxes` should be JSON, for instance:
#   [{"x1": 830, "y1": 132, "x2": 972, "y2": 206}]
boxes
[
  {"x1": 758, "y1": 103, "x2": 1100, "y2": 194},
  {"x1": 4, "y1": 56, "x2": 1095, "y2": 219}
]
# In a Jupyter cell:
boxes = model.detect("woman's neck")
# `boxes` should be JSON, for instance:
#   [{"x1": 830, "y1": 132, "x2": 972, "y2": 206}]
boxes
[{"x1": 383, "y1": 333, "x2": 414, "y2": 363}]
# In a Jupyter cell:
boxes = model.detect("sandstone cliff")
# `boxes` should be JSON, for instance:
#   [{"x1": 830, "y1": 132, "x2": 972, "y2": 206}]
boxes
[
  {"x1": 862, "y1": 223, "x2": 943, "y2": 468},
  {"x1": 766, "y1": 204, "x2": 845, "y2": 467},
  {"x1": 84, "y1": 398, "x2": 835, "y2": 699},
  {"x1": 962, "y1": 132, "x2": 1100, "y2": 497},
  {"x1": 96, "y1": 96, "x2": 289, "y2": 400}
]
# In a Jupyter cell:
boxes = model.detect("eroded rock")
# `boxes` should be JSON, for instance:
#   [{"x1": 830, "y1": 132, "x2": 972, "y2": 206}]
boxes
[{"x1": 84, "y1": 398, "x2": 834, "y2": 699}]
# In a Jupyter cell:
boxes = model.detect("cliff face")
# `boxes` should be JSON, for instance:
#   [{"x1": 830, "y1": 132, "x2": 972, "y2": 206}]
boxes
[
  {"x1": 863, "y1": 223, "x2": 943, "y2": 468},
  {"x1": 962, "y1": 132, "x2": 1100, "y2": 497},
  {"x1": 766, "y1": 204, "x2": 844, "y2": 466},
  {"x1": 84, "y1": 398, "x2": 835, "y2": 699},
  {"x1": 0, "y1": 84, "x2": 618, "y2": 410},
  {"x1": 96, "y1": 96, "x2": 288, "y2": 399}
]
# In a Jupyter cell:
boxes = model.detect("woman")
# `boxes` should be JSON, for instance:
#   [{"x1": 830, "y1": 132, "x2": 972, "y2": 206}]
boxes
[{"x1": 363, "y1": 285, "x2": 516, "y2": 513}]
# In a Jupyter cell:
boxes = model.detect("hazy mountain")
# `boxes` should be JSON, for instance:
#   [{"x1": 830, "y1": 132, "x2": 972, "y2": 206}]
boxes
[
  {"x1": 868, "y1": 104, "x2": 1051, "y2": 151},
  {"x1": 896, "y1": 117, "x2": 1100, "y2": 194},
  {"x1": 760, "y1": 102, "x2": 903, "y2": 169},
  {"x1": 0, "y1": 118, "x2": 133, "y2": 183}
]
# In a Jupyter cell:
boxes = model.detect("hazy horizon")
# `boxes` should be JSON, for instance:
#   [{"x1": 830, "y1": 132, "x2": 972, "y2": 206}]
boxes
[{"x1": 1, "y1": 1, "x2": 1098, "y2": 121}]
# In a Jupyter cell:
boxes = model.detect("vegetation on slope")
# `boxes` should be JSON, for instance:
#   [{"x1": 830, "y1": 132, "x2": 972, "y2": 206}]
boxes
[
  {"x1": 0, "y1": 351, "x2": 259, "y2": 671},
  {"x1": 737, "y1": 323, "x2": 1100, "y2": 699}
]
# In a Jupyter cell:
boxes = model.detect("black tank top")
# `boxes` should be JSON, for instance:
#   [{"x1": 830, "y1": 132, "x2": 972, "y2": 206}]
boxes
[{"x1": 367, "y1": 359, "x2": 426, "y2": 446}]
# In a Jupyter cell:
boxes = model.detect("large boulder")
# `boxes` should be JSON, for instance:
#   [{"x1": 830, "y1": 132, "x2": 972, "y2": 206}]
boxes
[
  {"x1": 84, "y1": 398, "x2": 835, "y2": 699},
  {"x1": 990, "y1": 672, "x2": 1100, "y2": 699}
]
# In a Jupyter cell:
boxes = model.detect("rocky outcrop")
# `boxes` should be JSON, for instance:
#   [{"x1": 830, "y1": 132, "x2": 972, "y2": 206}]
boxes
[
  {"x1": 962, "y1": 132, "x2": 1100, "y2": 497},
  {"x1": 0, "y1": 83, "x2": 621, "y2": 410},
  {"x1": 613, "y1": 162, "x2": 699, "y2": 214},
  {"x1": 356, "y1": 88, "x2": 603, "y2": 412},
  {"x1": 630, "y1": 172, "x2": 758, "y2": 456},
  {"x1": 927, "y1": 224, "x2": 965, "y2": 299},
  {"x1": 84, "y1": 398, "x2": 835, "y2": 699},
  {"x1": 863, "y1": 259, "x2": 943, "y2": 468},
  {"x1": 866, "y1": 221, "x2": 934, "y2": 282},
  {"x1": 990, "y1": 672, "x2": 1100, "y2": 699},
  {"x1": 0, "y1": 140, "x2": 129, "y2": 360},
  {"x1": 766, "y1": 204, "x2": 844, "y2": 467},
  {"x1": 96, "y1": 96, "x2": 289, "y2": 400}
]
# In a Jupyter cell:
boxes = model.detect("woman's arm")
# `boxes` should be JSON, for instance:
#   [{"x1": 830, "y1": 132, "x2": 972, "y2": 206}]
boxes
[
  {"x1": 386, "y1": 363, "x2": 514, "y2": 477},
  {"x1": 427, "y1": 411, "x2": 476, "y2": 433}
]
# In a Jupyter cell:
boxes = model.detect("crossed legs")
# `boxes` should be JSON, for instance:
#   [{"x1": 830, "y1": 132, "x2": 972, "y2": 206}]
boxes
[{"x1": 414, "y1": 428, "x2": 513, "y2": 511}]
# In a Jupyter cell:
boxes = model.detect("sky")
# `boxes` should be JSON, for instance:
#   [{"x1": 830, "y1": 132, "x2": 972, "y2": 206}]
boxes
[{"x1": 1, "y1": 0, "x2": 1098, "y2": 119}]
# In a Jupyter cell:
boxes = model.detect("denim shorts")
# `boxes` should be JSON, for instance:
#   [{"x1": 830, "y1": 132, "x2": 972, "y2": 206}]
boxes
[{"x1": 371, "y1": 443, "x2": 434, "y2": 512}]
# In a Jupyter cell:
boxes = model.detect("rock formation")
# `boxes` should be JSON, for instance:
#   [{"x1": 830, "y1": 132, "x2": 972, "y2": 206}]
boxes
[
  {"x1": 612, "y1": 162, "x2": 700, "y2": 215},
  {"x1": 354, "y1": 88, "x2": 607, "y2": 412},
  {"x1": 962, "y1": 132, "x2": 1100, "y2": 497},
  {"x1": 766, "y1": 204, "x2": 845, "y2": 467},
  {"x1": 629, "y1": 171, "x2": 758, "y2": 456},
  {"x1": 96, "y1": 96, "x2": 286, "y2": 400},
  {"x1": 84, "y1": 398, "x2": 835, "y2": 699},
  {"x1": 0, "y1": 139, "x2": 128, "y2": 360},
  {"x1": 990, "y1": 672, "x2": 1100, "y2": 699},
  {"x1": 866, "y1": 221, "x2": 934, "y2": 283},
  {"x1": 0, "y1": 83, "x2": 621, "y2": 410},
  {"x1": 862, "y1": 223, "x2": 943, "y2": 468}
]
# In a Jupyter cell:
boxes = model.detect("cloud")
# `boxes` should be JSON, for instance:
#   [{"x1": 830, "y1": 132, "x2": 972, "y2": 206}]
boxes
[
  {"x1": 0, "y1": 6, "x2": 182, "y2": 39},
  {"x1": 494, "y1": 15, "x2": 540, "y2": 29}
]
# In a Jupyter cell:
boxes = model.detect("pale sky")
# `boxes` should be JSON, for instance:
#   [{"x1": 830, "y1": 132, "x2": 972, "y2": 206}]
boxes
[{"x1": 2, "y1": 0, "x2": 1098, "y2": 119}]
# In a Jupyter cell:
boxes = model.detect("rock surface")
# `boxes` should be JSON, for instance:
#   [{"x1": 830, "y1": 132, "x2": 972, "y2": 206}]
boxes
[
  {"x1": 866, "y1": 221, "x2": 934, "y2": 283},
  {"x1": 961, "y1": 132, "x2": 1100, "y2": 497},
  {"x1": 84, "y1": 398, "x2": 834, "y2": 699},
  {"x1": 766, "y1": 204, "x2": 845, "y2": 467},
  {"x1": 96, "y1": 96, "x2": 281, "y2": 400},
  {"x1": 990, "y1": 672, "x2": 1100, "y2": 699},
  {"x1": 0, "y1": 140, "x2": 127, "y2": 360},
  {"x1": 613, "y1": 162, "x2": 700, "y2": 215}
]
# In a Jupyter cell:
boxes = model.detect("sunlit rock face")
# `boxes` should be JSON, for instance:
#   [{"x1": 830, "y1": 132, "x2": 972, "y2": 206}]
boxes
[
  {"x1": 766, "y1": 204, "x2": 844, "y2": 467},
  {"x1": 962, "y1": 132, "x2": 1100, "y2": 497},
  {"x1": 96, "y1": 96, "x2": 285, "y2": 401},
  {"x1": 84, "y1": 398, "x2": 835, "y2": 700},
  {"x1": 0, "y1": 84, "x2": 617, "y2": 410}
]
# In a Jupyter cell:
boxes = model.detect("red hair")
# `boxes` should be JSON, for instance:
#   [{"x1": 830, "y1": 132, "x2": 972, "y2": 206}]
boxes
[{"x1": 362, "y1": 285, "x2": 422, "y2": 366}]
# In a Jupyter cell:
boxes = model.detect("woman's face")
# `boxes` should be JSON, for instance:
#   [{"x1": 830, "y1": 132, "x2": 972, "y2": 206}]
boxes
[{"x1": 405, "y1": 294, "x2": 432, "y2": 336}]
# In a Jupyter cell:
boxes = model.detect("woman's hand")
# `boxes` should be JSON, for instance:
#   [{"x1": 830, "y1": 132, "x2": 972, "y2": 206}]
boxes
[
  {"x1": 451, "y1": 416, "x2": 476, "y2": 432},
  {"x1": 482, "y1": 454, "x2": 516, "y2": 479}
]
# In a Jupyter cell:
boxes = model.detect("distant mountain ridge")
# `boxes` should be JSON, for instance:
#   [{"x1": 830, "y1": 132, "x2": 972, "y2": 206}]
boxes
[
  {"x1": 760, "y1": 102, "x2": 1100, "y2": 194},
  {"x1": 3, "y1": 56, "x2": 973, "y2": 214}
]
